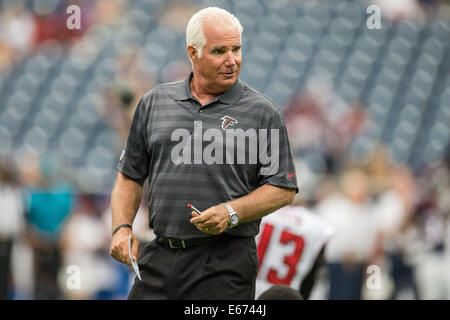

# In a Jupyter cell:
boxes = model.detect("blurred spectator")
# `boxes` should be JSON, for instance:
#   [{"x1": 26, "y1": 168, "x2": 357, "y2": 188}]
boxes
[
  {"x1": 20, "y1": 155, "x2": 75, "y2": 299},
  {"x1": 0, "y1": 158, "x2": 24, "y2": 299},
  {"x1": 60, "y1": 194, "x2": 118, "y2": 299},
  {"x1": 0, "y1": 0, "x2": 35, "y2": 72},
  {"x1": 91, "y1": 0, "x2": 125, "y2": 26},
  {"x1": 98, "y1": 47, "x2": 156, "y2": 146},
  {"x1": 316, "y1": 167, "x2": 377, "y2": 300},
  {"x1": 159, "y1": 2, "x2": 200, "y2": 31},
  {"x1": 373, "y1": 0, "x2": 426, "y2": 21},
  {"x1": 413, "y1": 160, "x2": 450, "y2": 299},
  {"x1": 284, "y1": 79, "x2": 367, "y2": 175},
  {"x1": 161, "y1": 59, "x2": 192, "y2": 84},
  {"x1": 365, "y1": 146, "x2": 393, "y2": 197},
  {"x1": 373, "y1": 165, "x2": 420, "y2": 299},
  {"x1": 0, "y1": 41, "x2": 14, "y2": 74},
  {"x1": 99, "y1": 79, "x2": 136, "y2": 146}
]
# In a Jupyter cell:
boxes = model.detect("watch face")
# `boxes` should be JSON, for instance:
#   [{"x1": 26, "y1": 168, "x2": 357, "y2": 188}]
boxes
[{"x1": 231, "y1": 214, "x2": 239, "y2": 225}]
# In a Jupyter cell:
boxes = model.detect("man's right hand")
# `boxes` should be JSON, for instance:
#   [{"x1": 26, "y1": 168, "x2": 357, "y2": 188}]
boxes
[{"x1": 110, "y1": 227, "x2": 140, "y2": 269}]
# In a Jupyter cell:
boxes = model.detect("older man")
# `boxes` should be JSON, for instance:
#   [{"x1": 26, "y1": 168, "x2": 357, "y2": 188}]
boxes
[{"x1": 110, "y1": 7, "x2": 298, "y2": 300}]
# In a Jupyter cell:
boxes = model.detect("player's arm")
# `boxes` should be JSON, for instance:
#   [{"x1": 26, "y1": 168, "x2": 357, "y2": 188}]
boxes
[
  {"x1": 300, "y1": 246, "x2": 326, "y2": 300},
  {"x1": 190, "y1": 184, "x2": 295, "y2": 234},
  {"x1": 110, "y1": 172, "x2": 144, "y2": 266}
]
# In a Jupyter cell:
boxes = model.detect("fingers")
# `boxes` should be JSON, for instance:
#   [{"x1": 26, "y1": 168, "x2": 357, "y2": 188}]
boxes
[
  {"x1": 189, "y1": 207, "x2": 228, "y2": 234},
  {"x1": 131, "y1": 236, "x2": 140, "y2": 261},
  {"x1": 190, "y1": 212, "x2": 209, "y2": 233},
  {"x1": 110, "y1": 245, "x2": 132, "y2": 267},
  {"x1": 110, "y1": 229, "x2": 135, "y2": 267}
]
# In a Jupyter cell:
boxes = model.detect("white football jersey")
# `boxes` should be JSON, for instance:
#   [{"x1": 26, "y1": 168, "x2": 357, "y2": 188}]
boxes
[{"x1": 255, "y1": 205, "x2": 334, "y2": 298}]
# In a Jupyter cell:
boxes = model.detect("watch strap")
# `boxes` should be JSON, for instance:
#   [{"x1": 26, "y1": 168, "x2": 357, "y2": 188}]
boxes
[{"x1": 221, "y1": 202, "x2": 238, "y2": 227}]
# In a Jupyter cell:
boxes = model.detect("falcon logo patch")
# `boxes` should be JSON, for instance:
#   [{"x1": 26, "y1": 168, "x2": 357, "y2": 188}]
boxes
[{"x1": 221, "y1": 116, "x2": 238, "y2": 130}]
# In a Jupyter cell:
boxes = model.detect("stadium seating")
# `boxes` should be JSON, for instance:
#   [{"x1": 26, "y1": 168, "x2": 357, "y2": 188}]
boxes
[{"x1": 0, "y1": 0, "x2": 448, "y2": 193}]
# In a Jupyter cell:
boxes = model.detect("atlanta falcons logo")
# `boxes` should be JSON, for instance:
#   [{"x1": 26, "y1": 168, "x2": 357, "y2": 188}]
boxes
[{"x1": 221, "y1": 116, "x2": 238, "y2": 129}]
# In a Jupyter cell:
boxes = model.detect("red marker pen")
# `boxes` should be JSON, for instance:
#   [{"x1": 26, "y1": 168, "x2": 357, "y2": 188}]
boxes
[{"x1": 188, "y1": 203, "x2": 202, "y2": 215}]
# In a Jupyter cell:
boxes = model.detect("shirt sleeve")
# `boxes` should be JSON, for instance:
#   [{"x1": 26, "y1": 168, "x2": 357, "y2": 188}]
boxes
[
  {"x1": 258, "y1": 108, "x2": 299, "y2": 193},
  {"x1": 116, "y1": 97, "x2": 150, "y2": 181}
]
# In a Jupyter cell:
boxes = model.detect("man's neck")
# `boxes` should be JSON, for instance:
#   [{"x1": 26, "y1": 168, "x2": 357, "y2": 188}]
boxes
[{"x1": 190, "y1": 76, "x2": 228, "y2": 106}]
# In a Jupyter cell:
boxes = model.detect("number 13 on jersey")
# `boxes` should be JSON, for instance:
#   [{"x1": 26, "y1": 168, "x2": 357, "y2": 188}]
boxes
[{"x1": 257, "y1": 222, "x2": 305, "y2": 286}]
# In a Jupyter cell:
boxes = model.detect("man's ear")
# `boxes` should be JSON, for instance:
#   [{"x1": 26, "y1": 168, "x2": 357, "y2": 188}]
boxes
[{"x1": 187, "y1": 45, "x2": 198, "y2": 63}]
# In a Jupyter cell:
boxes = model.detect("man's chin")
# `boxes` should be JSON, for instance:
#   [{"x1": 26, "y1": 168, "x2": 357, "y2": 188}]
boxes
[{"x1": 219, "y1": 74, "x2": 238, "y2": 85}]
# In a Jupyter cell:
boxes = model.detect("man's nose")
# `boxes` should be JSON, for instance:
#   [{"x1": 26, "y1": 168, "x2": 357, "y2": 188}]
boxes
[{"x1": 224, "y1": 51, "x2": 236, "y2": 67}]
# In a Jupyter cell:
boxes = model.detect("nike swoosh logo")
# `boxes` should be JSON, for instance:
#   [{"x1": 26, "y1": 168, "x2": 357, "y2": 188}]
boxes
[{"x1": 287, "y1": 173, "x2": 296, "y2": 178}]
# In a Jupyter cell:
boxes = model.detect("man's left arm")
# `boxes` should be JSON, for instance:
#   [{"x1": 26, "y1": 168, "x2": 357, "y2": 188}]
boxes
[
  {"x1": 190, "y1": 184, "x2": 296, "y2": 234},
  {"x1": 229, "y1": 184, "x2": 296, "y2": 223}
]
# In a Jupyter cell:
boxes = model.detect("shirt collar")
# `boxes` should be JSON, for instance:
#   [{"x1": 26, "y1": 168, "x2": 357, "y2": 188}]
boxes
[
  {"x1": 173, "y1": 72, "x2": 194, "y2": 101},
  {"x1": 174, "y1": 72, "x2": 243, "y2": 105}
]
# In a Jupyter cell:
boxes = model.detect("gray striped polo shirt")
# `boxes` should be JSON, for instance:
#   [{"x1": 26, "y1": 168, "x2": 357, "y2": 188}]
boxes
[{"x1": 117, "y1": 72, "x2": 298, "y2": 239}]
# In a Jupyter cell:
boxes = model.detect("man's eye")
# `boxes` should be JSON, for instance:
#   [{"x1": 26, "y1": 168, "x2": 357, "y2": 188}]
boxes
[
  {"x1": 213, "y1": 49, "x2": 225, "y2": 54},
  {"x1": 232, "y1": 47, "x2": 241, "y2": 52}
]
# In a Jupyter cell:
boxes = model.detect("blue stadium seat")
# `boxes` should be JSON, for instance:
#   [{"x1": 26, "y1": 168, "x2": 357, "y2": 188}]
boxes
[
  {"x1": 284, "y1": 32, "x2": 315, "y2": 52},
  {"x1": 388, "y1": 36, "x2": 414, "y2": 60},
  {"x1": 5, "y1": 89, "x2": 34, "y2": 116},
  {"x1": 143, "y1": 42, "x2": 170, "y2": 67},
  {"x1": 263, "y1": 79, "x2": 294, "y2": 110},
  {"x1": 279, "y1": 47, "x2": 310, "y2": 74},
  {"x1": 246, "y1": 46, "x2": 277, "y2": 72},
  {"x1": 375, "y1": 68, "x2": 402, "y2": 93},
  {"x1": 310, "y1": 48, "x2": 342, "y2": 78},
  {"x1": 134, "y1": 0, "x2": 165, "y2": 14},
  {"x1": 395, "y1": 20, "x2": 424, "y2": 44},
  {"x1": 328, "y1": 17, "x2": 358, "y2": 46},
  {"x1": 293, "y1": 16, "x2": 323, "y2": 41},
  {"x1": 334, "y1": 0, "x2": 365, "y2": 24},
  {"x1": 0, "y1": 107, "x2": 23, "y2": 137},
  {"x1": 428, "y1": 20, "x2": 450, "y2": 43},
  {"x1": 258, "y1": 13, "x2": 291, "y2": 37},
  {"x1": 233, "y1": 0, "x2": 265, "y2": 21},
  {"x1": 239, "y1": 61, "x2": 269, "y2": 92},
  {"x1": 22, "y1": 55, "x2": 52, "y2": 77},
  {"x1": 381, "y1": 51, "x2": 408, "y2": 77},
  {"x1": 0, "y1": 123, "x2": 13, "y2": 155},
  {"x1": 235, "y1": 13, "x2": 258, "y2": 40},
  {"x1": 113, "y1": 26, "x2": 145, "y2": 51},
  {"x1": 300, "y1": 1, "x2": 331, "y2": 26},
  {"x1": 265, "y1": 0, "x2": 298, "y2": 25},
  {"x1": 22, "y1": 126, "x2": 50, "y2": 157},
  {"x1": 58, "y1": 127, "x2": 87, "y2": 163},
  {"x1": 354, "y1": 34, "x2": 383, "y2": 57},
  {"x1": 271, "y1": 62, "x2": 302, "y2": 87},
  {"x1": 251, "y1": 31, "x2": 283, "y2": 54}
]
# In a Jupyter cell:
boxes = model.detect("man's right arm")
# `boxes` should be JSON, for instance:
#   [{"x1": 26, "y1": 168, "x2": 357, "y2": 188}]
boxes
[{"x1": 110, "y1": 172, "x2": 144, "y2": 266}]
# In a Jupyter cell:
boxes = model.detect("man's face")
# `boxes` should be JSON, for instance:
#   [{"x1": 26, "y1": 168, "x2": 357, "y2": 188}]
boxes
[{"x1": 190, "y1": 20, "x2": 242, "y2": 93}]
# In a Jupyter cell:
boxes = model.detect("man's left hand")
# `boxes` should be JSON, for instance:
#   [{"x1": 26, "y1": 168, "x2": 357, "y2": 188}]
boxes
[{"x1": 189, "y1": 205, "x2": 229, "y2": 234}]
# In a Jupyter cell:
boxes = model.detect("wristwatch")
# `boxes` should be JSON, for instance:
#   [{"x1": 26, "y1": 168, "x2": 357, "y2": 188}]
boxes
[{"x1": 222, "y1": 203, "x2": 239, "y2": 228}]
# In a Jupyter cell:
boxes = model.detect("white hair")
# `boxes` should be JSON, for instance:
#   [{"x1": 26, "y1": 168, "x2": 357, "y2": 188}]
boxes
[{"x1": 186, "y1": 7, "x2": 243, "y2": 60}]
